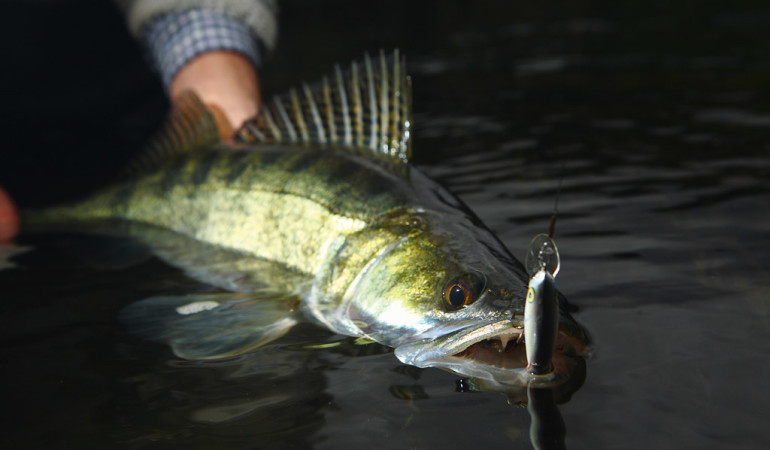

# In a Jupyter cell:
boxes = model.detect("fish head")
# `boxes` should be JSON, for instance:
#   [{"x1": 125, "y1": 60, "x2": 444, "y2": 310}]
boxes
[{"x1": 344, "y1": 210, "x2": 586, "y2": 384}]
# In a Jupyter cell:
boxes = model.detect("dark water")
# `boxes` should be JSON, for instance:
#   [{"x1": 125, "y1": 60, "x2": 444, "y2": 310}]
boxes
[{"x1": 2, "y1": 1, "x2": 770, "y2": 448}]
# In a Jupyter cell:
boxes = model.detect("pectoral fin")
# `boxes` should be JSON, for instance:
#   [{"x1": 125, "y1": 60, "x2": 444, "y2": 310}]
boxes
[
  {"x1": 119, "y1": 291, "x2": 299, "y2": 360},
  {"x1": 0, "y1": 243, "x2": 32, "y2": 271}
]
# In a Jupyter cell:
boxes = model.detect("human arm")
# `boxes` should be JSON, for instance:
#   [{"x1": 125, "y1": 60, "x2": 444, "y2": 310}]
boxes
[{"x1": 115, "y1": 1, "x2": 278, "y2": 139}]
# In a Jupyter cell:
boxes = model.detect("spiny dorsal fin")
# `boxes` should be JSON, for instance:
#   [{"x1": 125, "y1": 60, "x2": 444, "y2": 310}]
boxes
[
  {"x1": 236, "y1": 50, "x2": 413, "y2": 163},
  {"x1": 123, "y1": 91, "x2": 220, "y2": 176}
]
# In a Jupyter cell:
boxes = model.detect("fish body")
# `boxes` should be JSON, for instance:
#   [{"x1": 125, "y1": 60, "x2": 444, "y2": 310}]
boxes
[{"x1": 26, "y1": 52, "x2": 587, "y2": 385}]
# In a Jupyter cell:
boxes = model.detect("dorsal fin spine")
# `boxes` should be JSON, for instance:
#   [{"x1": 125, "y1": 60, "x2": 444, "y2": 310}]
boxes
[
  {"x1": 401, "y1": 60, "x2": 412, "y2": 160},
  {"x1": 304, "y1": 83, "x2": 326, "y2": 144},
  {"x1": 244, "y1": 121, "x2": 266, "y2": 142},
  {"x1": 335, "y1": 65, "x2": 353, "y2": 146},
  {"x1": 364, "y1": 53, "x2": 377, "y2": 151},
  {"x1": 274, "y1": 97, "x2": 297, "y2": 142},
  {"x1": 379, "y1": 51, "x2": 391, "y2": 155},
  {"x1": 289, "y1": 88, "x2": 309, "y2": 143},
  {"x1": 390, "y1": 49, "x2": 401, "y2": 156},
  {"x1": 262, "y1": 107, "x2": 281, "y2": 142},
  {"x1": 322, "y1": 76, "x2": 337, "y2": 144},
  {"x1": 351, "y1": 62, "x2": 364, "y2": 148}
]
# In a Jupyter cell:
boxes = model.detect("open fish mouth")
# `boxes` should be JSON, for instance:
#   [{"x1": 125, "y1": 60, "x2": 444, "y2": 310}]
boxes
[
  {"x1": 394, "y1": 319, "x2": 588, "y2": 386},
  {"x1": 454, "y1": 331, "x2": 527, "y2": 369},
  {"x1": 455, "y1": 328, "x2": 587, "y2": 369},
  {"x1": 394, "y1": 320, "x2": 523, "y2": 368}
]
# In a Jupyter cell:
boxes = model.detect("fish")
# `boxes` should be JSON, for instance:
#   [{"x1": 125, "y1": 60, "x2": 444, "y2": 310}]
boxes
[{"x1": 25, "y1": 51, "x2": 588, "y2": 386}]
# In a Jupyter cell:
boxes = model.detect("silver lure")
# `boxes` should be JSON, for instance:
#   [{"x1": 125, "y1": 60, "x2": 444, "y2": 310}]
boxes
[{"x1": 524, "y1": 234, "x2": 560, "y2": 375}]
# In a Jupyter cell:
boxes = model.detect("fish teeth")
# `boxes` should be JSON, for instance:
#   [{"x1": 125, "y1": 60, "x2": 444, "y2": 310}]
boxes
[
  {"x1": 497, "y1": 335, "x2": 510, "y2": 352},
  {"x1": 488, "y1": 332, "x2": 524, "y2": 352}
]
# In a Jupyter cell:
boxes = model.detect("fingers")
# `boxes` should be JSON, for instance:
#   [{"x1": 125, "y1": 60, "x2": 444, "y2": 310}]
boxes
[
  {"x1": 0, "y1": 186, "x2": 20, "y2": 241},
  {"x1": 169, "y1": 51, "x2": 262, "y2": 140}
]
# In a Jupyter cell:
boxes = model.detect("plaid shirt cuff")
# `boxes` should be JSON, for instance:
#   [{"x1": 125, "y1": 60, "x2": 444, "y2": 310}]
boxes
[{"x1": 143, "y1": 9, "x2": 263, "y2": 90}]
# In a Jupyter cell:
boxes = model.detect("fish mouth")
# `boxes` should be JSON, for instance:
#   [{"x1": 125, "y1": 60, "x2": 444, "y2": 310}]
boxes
[
  {"x1": 394, "y1": 320, "x2": 588, "y2": 386},
  {"x1": 453, "y1": 330, "x2": 527, "y2": 369},
  {"x1": 394, "y1": 320, "x2": 523, "y2": 372},
  {"x1": 455, "y1": 328, "x2": 585, "y2": 367}
]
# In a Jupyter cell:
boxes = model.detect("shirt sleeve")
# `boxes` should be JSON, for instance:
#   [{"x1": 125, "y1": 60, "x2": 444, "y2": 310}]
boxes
[
  {"x1": 142, "y1": 9, "x2": 264, "y2": 90},
  {"x1": 114, "y1": 0, "x2": 278, "y2": 52}
]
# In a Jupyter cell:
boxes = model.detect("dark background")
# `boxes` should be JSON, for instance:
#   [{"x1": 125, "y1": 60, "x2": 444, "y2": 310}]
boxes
[{"x1": 4, "y1": 0, "x2": 770, "y2": 206}]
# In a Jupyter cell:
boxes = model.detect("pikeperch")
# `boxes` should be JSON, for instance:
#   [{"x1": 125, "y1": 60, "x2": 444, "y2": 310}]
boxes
[{"x1": 25, "y1": 51, "x2": 588, "y2": 386}]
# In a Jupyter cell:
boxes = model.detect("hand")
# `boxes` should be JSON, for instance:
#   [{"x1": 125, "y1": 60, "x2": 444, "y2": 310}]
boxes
[
  {"x1": 0, "y1": 186, "x2": 20, "y2": 241},
  {"x1": 169, "y1": 50, "x2": 262, "y2": 141}
]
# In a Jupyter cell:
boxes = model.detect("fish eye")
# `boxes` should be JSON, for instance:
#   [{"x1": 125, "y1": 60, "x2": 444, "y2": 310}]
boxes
[{"x1": 443, "y1": 275, "x2": 483, "y2": 309}]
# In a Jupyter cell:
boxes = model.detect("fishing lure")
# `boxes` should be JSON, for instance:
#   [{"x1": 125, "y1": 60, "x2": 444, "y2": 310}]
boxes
[
  {"x1": 524, "y1": 233, "x2": 560, "y2": 375},
  {"x1": 523, "y1": 169, "x2": 564, "y2": 376}
]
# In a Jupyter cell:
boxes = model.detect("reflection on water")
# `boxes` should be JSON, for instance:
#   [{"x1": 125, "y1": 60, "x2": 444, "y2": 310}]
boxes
[
  {"x1": 3, "y1": 0, "x2": 770, "y2": 449},
  {"x1": 1, "y1": 234, "x2": 586, "y2": 449}
]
